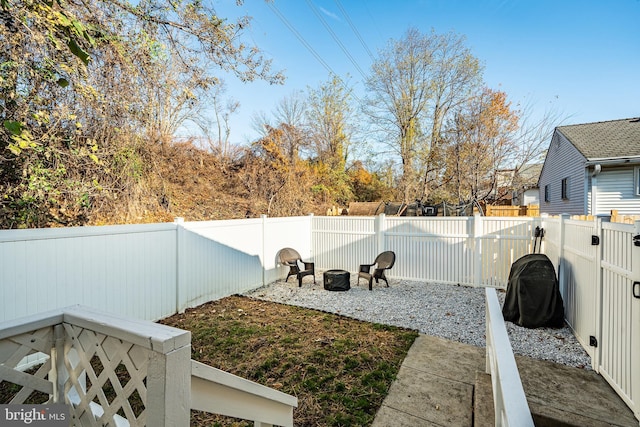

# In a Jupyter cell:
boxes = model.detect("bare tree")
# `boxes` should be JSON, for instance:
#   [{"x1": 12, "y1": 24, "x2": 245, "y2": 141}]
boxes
[
  {"x1": 363, "y1": 28, "x2": 482, "y2": 202},
  {"x1": 252, "y1": 92, "x2": 308, "y2": 162},
  {"x1": 509, "y1": 100, "x2": 567, "y2": 168},
  {"x1": 305, "y1": 74, "x2": 356, "y2": 203},
  {"x1": 192, "y1": 81, "x2": 240, "y2": 160},
  {"x1": 306, "y1": 75, "x2": 354, "y2": 168}
]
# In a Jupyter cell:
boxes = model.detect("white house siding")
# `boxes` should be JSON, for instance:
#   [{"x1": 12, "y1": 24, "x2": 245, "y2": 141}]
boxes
[
  {"x1": 539, "y1": 131, "x2": 588, "y2": 215},
  {"x1": 592, "y1": 167, "x2": 640, "y2": 215},
  {"x1": 587, "y1": 175, "x2": 592, "y2": 214},
  {"x1": 523, "y1": 189, "x2": 539, "y2": 206}
]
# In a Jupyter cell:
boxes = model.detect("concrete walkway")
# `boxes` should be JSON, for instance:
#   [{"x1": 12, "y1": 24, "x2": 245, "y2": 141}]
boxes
[{"x1": 372, "y1": 334, "x2": 638, "y2": 427}]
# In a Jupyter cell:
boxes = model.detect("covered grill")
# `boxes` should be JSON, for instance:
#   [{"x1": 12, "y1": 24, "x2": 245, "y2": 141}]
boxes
[{"x1": 502, "y1": 253, "x2": 565, "y2": 328}]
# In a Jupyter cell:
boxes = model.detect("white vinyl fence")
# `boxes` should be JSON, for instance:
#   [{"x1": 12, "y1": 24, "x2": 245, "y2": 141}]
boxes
[
  {"x1": 0, "y1": 223, "x2": 178, "y2": 323},
  {"x1": 0, "y1": 213, "x2": 639, "y2": 420},
  {"x1": 176, "y1": 216, "x2": 311, "y2": 309},
  {"x1": 541, "y1": 215, "x2": 640, "y2": 421},
  {"x1": 312, "y1": 214, "x2": 538, "y2": 287},
  {"x1": 0, "y1": 216, "x2": 312, "y2": 324},
  {"x1": 1, "y1": 214, "x2": 535, "y2": 326}
]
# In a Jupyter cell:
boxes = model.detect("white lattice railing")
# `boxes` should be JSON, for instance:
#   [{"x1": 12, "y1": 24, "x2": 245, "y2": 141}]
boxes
[{"x1": 0, "y1": 306, "x2": 297, "y2": 427}]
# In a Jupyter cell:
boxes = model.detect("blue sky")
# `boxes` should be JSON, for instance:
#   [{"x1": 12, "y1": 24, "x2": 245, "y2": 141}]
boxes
[{"x1": 206, "y1": 0, "x2": 639, "y2": 144}]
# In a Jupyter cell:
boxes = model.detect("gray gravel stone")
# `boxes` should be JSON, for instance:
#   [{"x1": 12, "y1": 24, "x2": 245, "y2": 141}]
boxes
[{"x1": 244, "y1": 272, "x2": 592, "y2": 369}]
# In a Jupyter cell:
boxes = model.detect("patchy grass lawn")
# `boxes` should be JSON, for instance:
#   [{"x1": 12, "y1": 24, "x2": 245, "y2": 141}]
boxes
[{"x1": 160, "y1": 295, "x2": 419, "y2": 427}]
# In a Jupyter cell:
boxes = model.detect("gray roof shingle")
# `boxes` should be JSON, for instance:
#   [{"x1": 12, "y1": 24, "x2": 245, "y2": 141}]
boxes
[{"x1": 557, "y1": 117, "x2": 640, "y2": 160}]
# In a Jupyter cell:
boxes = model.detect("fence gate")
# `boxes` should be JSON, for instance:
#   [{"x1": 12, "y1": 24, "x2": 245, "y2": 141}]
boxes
[
  {"x1": 560, "y1": 219, "x2": 601, "y2": 362},
  {"x1": 598, "y1": 222, "x2": 640, "y2": 420}
]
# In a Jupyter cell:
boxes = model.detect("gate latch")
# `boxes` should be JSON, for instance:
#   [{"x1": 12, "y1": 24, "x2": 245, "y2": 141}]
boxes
[
  {"x1": 591, "y1": 235, "x2": 600, "y2": 245},
  {"x1": 634, "y1": 235, "x2": 640, "y2": 247},
  {"x1": 634, "y1": 282, "x2": 640, "y2": 299}
]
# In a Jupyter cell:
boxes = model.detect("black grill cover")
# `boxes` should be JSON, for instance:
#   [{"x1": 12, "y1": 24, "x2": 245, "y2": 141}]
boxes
[{"x1": 502, "y1": 254, "x2": 564, "y2": 328}]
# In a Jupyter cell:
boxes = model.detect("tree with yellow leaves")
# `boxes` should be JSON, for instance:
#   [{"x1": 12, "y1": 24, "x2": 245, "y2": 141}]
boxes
[{"x1": 443, "y1": 88, "x2": 520, "y2": 204}]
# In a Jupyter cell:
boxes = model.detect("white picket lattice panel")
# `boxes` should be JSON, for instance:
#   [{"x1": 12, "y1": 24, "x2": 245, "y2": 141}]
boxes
[
  {"x1": 62, "y1": 323, "x2": 150, "y2": 426},
  {"x1": 0, "y1": 326, "x2": 54, "y2": 404}
]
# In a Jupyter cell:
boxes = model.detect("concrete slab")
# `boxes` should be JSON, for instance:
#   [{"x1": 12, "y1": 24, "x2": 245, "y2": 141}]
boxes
[
  {"x1": 401, "y1": 335, "x2": 485, "y2": 385},
  {"x1": 372, "y1": 405, "x2": 442, "y2": 427},
  {"x1": 376, "y1": 364, "x2": 474, "y2": 426},
  {"x1": 516, "y1": 355, "x2": 638, "y2": 427},
  {"x1": 373, "y1": 334, "x2": 480, "y2": 426},
  {"x1": 474, "y1": 371, "x2": 495, "y2": 427},
  {"x1": 373, "y1": 333, "x2": 639, "y2": 427}
]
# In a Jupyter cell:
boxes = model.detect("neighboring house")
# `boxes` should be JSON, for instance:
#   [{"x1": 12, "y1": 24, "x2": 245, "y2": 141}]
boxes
[
  {"x1": 489, "y1": 168, "x2": 517, "y2": 205},
  {"x1": 512, "y1": 163, "x2": 543, "y2": 207},
  {"x1": 538, "y1": 117, "x2": 640, "y2": 216},
  {"x1": 486, "y1": 164, "x2": 542, "y2": 207}
]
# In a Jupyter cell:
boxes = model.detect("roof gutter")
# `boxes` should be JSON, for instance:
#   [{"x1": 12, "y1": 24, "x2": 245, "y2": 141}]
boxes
[{"x1": 585, "y1": 156, "x2": 640, "y2": 166}]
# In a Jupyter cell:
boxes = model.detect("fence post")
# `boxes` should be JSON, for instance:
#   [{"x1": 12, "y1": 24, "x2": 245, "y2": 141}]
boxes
[
  {"x1": 592, "y1": 215, "x2": 607, "y2": 373},
  {"x1": 539, "y1": 213, "x2": 548, "y2": 254},
  {"x1": 375, "y1": 213, "x2": 386, "y2": 255},
  {"x1": 174, "y1": 217, "x2": 185, "y2": 314},
  {"x1": 308, "y1": 213, "x2": 314, "y2": 260},
  {"x1": 558, "y1": 214, "x2": 569, "y2": 299},
  {"x1": 633, "y1": 221, "x2": 640, "y2": 411},
  {"x1": 262, "y1": 214, "x2": 267, "y2": 288},
  {"x1": 473, "y1": 213, "x2": 483, "y2": 287}
]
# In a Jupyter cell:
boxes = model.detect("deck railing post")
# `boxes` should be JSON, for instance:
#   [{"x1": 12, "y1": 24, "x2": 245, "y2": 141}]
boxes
[
  {"x1": 52, "y1": 324, "x2": 65, "y2": 403},
  {"x1": 147, "y1": 343, "x2": 192, "y2": 427}
]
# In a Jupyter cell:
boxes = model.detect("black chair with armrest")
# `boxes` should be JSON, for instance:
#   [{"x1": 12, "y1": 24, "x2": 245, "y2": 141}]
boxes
[
  {"x1": 358, "y1": 251, "x2": 396, "y2": 291},
  {"x1": 278, "y1": 247, "x2": 316, "y2": 287}
]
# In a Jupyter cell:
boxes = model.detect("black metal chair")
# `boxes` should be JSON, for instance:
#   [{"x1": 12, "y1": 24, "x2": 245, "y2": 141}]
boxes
[
  {"x1": 278, "y1": 247, "x2": 316, "y2": 287},
  {"x1": 358, "y1": 251, "x2": 396, "y2": 290}
]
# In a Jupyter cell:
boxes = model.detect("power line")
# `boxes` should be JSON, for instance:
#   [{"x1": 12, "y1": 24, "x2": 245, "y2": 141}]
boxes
[
  {"x1": 267, "y1": 2, "x2": 336, "y2": 76},
  {"x1": 334, "y1": 0, "x2": 376, "y2": 62},
  {"x1": 267, "y1": 2, "x2": 362, "y2": 104},
  {"x1": 304, "y1": 0, "x2": 368, "y2": 81}
]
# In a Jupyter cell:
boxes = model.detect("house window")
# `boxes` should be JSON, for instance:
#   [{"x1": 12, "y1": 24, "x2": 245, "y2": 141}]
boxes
[
  {"x1": 561, "y1": 178, "x2": 569, "y2": 200},
  {"x1": 544, "y1": 185, "x2": 550, "y2": 202},
  {"x1": 635, "y1": 166, "x2": 640, "y2": 196}
]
